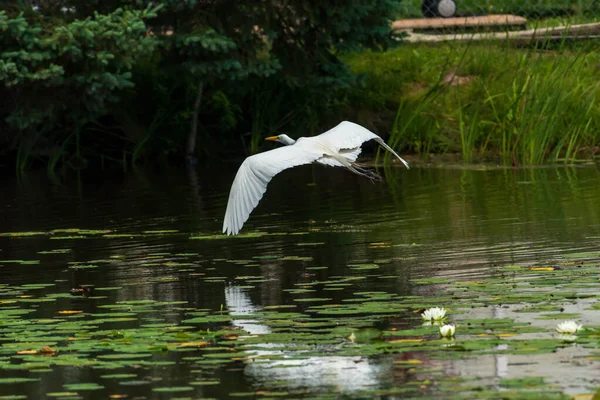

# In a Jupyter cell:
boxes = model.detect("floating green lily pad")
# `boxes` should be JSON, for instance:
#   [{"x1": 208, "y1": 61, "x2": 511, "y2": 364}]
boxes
[
  {"x1": 62, "y1": 383, "x2": 104, "y2": 391},
  {"x1": 152, "y1": 386, "x2": 194, "y2": 392},
  {"x1": 0, "y1": 378, "x2": 40, "y2": 384}
]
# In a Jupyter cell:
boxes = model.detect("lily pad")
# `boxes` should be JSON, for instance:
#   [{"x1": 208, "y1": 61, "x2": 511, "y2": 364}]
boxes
[
  {"x1": 62, "y1": 383, "x2": 104, "y2": 391},
  {"x1": 152, "y1": 386, "x2": 194, "y2": 392}
]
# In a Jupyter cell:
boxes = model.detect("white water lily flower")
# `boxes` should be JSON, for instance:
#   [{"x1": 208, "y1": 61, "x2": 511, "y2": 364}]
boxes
[
  {"x1": 439, "y1": 324, "x2": 456, "y2": 338},
  {"x1": 421, "y1": 307, "x2": 446, "y2": 321},
  {"x1": 556, "y1": 320, "x2": 582, "y2": 334}
]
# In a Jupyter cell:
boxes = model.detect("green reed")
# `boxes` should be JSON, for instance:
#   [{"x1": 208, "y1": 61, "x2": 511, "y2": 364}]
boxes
[{"x1": 345, "y1": 39, "x2": 600, "y2": 165}]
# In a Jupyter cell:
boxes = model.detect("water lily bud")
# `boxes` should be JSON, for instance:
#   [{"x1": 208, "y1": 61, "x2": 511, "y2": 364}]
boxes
[{"x1": 439, "y1": 324, "x2": 456, "y2": 338}]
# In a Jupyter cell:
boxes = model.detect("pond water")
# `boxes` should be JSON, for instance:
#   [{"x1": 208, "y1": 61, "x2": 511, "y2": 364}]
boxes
[{"x1": 0, "y1": 163, "x2": 599, "y2": 399}]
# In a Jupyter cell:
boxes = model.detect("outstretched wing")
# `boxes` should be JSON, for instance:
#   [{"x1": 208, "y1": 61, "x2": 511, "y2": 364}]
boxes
[
  {"x1": 223, "y1": 145, "x2": 322, "y2": 236},
  {"x1": 316, "y1": 121, "x2": 409, "y2": 169}
]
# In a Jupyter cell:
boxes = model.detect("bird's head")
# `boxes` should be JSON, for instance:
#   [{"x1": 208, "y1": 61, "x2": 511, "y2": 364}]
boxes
[{"x1": 265, "y1": 134, "x2": 296, "y2": 146}]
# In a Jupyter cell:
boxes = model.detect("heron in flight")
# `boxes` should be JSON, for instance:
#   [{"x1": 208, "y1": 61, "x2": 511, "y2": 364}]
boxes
[{"x1": 222, "y1": 121, "x2": 409, "y2": 235}]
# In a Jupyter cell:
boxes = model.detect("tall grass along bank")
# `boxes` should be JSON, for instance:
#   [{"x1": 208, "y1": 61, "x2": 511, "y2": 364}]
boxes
[{"x1": 344, "y1": 41, "x2": 600, "y2": 165}]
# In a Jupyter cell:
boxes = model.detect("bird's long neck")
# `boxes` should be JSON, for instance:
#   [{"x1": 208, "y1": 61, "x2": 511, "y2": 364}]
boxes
[{"x1": 280, "y1": 135, "x2": 296, "y2": 146}]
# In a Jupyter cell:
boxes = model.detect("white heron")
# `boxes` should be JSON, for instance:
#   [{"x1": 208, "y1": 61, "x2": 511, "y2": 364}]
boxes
[{"x1": 222, "y1": 121, "x2": 409, "y2": 235}]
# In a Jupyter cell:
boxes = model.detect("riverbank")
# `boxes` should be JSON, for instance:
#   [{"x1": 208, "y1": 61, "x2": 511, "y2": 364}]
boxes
[
  {"x1": 3, "y1": 38, "x2": 600, "y2": 174},
  {"x1": 343, "y1": 40, "x2": 600, "y2": 165}
]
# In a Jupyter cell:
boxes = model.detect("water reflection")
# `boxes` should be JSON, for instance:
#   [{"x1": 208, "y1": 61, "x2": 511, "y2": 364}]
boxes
[
  {"x1": 0, "y1": 163, "x2": 599, "y2": 397},
  {"x1": 225, "y1": 285, "x2": 271, "y2": 335},
  {"x1": 225, "y1": 284, "x2": 387, "y2": 393},
  {"x1": 245, "y1": 355, "x2": 386, "y2": 393}
]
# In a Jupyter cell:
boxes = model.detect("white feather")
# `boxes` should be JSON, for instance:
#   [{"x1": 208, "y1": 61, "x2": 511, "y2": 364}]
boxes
[
  {"x1": 222, "y1": 121, "x2": 409, "y2": 235},
  {"x1": 222, "y1": 144, "x2": 322, "y2": 235}
]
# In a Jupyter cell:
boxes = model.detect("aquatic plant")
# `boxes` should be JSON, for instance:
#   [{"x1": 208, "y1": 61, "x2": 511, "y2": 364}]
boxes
[
  {"x1": 439, "y1": 324, "x2": 456, "y2": 338},
  {"x1": 555, "y1": 320, "x2": 582, "y2": 334},
  {"x1": 421, "y1": 307, "x2": 447, "y2": 321},
  {"x1": 1, "y1": 220, "x2": 599, "y2": 398}
]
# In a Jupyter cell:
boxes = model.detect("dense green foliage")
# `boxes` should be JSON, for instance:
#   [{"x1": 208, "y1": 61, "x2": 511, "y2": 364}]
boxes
[
  {"x1": 0, "y1": 0, "x2": 400, "y2": 171},
  {"x1": 0, "y1": 5, "x2": 158, "y2": 170},
  {"x1": 3, "y1": 1, "x2": 599, "y2": 172}
]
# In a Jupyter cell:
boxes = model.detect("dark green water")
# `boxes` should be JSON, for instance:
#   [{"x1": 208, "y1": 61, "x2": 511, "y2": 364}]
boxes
[{"x1": 1, "y1": 164, "x2": 599, "y2": 399}]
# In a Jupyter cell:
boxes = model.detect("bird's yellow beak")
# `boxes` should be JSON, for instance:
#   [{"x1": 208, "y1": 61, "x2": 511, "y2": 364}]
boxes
[{"x1": 265, "y1": 136, "x2": 278, "y2": 141}]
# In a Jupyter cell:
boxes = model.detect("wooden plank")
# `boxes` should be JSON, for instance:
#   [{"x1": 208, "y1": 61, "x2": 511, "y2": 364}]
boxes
[
  {"x1": 392, "y1": 14, "x2": 527, "y2": 31},
  {"x1": 402, "y1": 22, "x2": 600, "y2": 43}
]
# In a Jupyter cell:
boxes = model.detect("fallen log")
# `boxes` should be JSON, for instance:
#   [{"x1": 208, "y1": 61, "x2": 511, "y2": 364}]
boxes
[{"x1": 395, "y1": 20, "x2": 600, "y2": 43}]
